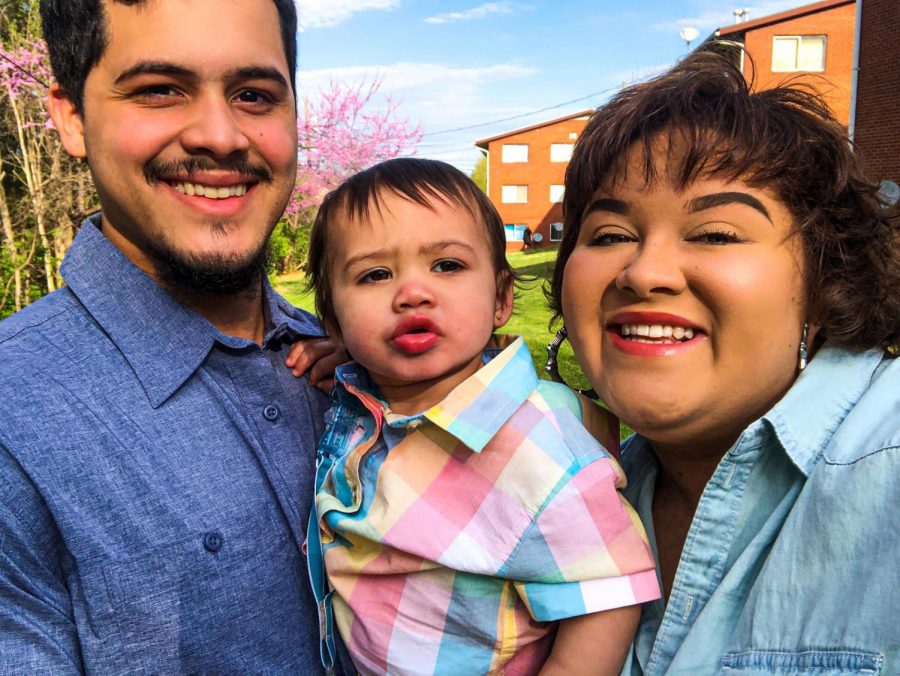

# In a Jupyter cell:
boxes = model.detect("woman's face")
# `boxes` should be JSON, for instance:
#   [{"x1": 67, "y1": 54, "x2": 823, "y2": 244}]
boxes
[{"x1": 561, "y1": 149, "x2": 808, "y2": 456}]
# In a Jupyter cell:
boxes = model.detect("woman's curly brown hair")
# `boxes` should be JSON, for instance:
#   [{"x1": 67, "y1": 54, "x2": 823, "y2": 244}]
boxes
[{"x1": 549, "y1": 45, "x2": 900, "y2": 352}]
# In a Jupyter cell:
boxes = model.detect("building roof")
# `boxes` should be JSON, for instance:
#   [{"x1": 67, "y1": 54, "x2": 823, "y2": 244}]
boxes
[
  {"x1": 474, "y1": 109, "x2": 594, "y2": 149},
  {"x1": 716, "y1": 0, "x2": 854, "y2": 36}
]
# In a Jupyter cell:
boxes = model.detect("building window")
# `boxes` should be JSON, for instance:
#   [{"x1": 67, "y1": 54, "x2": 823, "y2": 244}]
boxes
[
  {"x1": 549, "y1": 185, "x2": 565, "y2": 203},
  {"x1": 501, "y1": 185, "x2": 528, "y2": 204},
  {"x1": 550, "y1": 143, "x2": 574, "y2": 162},
  {"x1": 501, "y1": 144, "x2": 529, "y2": 163},
  {"x1": 772, "y1": 35, "x2": 826, "y2": 72},
  {"x1": 549, "y1": 222, "x2": 564, "y2": 242},
  {"x1": 504, "y1": 224, "x2": 527, "y2": 241}
]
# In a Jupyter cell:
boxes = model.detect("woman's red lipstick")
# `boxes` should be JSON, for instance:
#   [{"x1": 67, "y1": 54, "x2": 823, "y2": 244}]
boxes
[{"x1": 391, "y1": 316, "x2": 441, "y2": 355}]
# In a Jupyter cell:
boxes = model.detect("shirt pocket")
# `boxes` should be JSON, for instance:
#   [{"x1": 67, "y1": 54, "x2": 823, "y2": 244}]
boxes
[
  {"x1": 721, "y1": 649, "x2": 884, "y2": 675},
  {"x1": 92, "y1": 506, "x2": 296, "y2": 673}
]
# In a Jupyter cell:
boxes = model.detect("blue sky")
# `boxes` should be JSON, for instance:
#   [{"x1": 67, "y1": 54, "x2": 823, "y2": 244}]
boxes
[{"x1": 295, "y1": 0, "x2": 804, "y2": 173}]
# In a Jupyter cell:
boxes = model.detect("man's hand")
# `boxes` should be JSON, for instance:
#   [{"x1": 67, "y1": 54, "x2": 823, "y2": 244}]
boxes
[{"x1": 285, "y1": 337, "x2": 348, "y2": 392}]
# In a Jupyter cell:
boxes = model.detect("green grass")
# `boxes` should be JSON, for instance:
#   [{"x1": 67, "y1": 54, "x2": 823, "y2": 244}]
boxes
[{"x1": 273, "y1": 247, "x2": 591, "y2": 391}]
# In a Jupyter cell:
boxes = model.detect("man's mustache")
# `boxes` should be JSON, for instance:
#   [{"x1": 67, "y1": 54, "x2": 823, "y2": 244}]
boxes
[{"x1": 143, "y1": 158, "x2": 273, "y2": 184}]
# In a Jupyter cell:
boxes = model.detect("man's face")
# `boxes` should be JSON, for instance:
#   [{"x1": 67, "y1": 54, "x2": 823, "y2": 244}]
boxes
[{"x1": 52, "y1": 0, "x2": 297, "y2": 294}]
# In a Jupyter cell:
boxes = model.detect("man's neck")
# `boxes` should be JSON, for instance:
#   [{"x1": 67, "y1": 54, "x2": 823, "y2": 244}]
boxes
[{"x1": 167, "y1": 285, "x2": 266, "y2": 345}]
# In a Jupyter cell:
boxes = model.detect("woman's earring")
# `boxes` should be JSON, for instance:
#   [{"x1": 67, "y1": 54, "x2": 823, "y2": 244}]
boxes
[
  {"x1": 544, "y1": 327, "x2": 598, "y2": 399},
  {"x1": 798, "y1": 322, "x2": 809, "y2": 371}
]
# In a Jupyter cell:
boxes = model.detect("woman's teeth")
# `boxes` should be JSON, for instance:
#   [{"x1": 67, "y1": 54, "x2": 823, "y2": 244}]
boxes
[
  {"x1": 172, "y1": 182, "x2": 248, "y2": 198},
  {"x1": 620, "y1": 324, "x2": 694, "y2": 342}
]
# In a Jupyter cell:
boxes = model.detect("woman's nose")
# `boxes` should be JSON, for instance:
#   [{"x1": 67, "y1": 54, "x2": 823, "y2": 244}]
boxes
[{"x1": 616, "y1": 239, "x2": 687, "y2": 298}]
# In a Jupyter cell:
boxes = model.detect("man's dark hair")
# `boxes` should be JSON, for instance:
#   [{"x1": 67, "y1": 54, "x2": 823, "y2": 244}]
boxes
[
  {"x1": 39, "y1": 0, "x2": 298, "y2": 113},
  {"x1": 307, "y1": 157, "x2": 521, "y2": 331},
  {"x1": 549, "y1": 46, "x2": 899, "y2": 351}
]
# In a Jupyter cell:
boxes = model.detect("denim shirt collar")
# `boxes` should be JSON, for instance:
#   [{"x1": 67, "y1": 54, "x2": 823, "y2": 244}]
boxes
[
  {"x1": 623, "y1": 345, "x2": 885, "y2": 481},
  {"x1": 760, "y1": 345, "x2": 884, "y2": 476},
  {"x1": 334, "y1": 335, "x2": 536, "y2": 453},
  {"x1": 61, "y1": 216, "x2": 323, "y2": 408}
]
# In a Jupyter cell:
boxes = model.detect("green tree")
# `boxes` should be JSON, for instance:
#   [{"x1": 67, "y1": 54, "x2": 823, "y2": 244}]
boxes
[{"x1": 471, "y1": 154, "x2": 487, "y2": 193}]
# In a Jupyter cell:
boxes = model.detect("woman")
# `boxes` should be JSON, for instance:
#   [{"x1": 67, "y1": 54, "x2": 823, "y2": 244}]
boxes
[{"x1": 549, "y1": 49, "x2": 899, "y2": 674}]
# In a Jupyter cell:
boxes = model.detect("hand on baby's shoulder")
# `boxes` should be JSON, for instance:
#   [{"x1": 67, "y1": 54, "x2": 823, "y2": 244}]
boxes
[{"x1": 285, "y1": 336, "x2": 349, "y2": 392}]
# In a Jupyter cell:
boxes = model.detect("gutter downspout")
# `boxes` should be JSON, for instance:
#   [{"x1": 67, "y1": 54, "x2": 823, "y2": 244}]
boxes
[{"x1": 848, "y1": 0, "x2": 862, "y2": 142}]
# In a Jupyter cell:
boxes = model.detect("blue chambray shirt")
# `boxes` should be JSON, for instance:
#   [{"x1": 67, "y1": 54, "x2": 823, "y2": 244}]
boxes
[
  {"x1": 619, "y1": 346, "x2": 899, "y2": 675},
  {"x1": 0, "y1": 217, "x2": 333, "y2": 673}
]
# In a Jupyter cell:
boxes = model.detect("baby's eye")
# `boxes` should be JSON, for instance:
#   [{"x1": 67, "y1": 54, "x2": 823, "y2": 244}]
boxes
[
  {"x1": 432, "y1": 259, "x2": 464, "y2": 273},
  {"x1": 359, "y1": 268, "x2": 391, "y2": 283}
]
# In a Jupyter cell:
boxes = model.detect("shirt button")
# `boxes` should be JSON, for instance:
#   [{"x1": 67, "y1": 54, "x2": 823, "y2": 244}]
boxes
[
  {"x1": 203, "y1": 531, "x2": 224, "y2": 553},
  {"x1": 263, "y1": 405, "x2": 280, "y2": 421}
]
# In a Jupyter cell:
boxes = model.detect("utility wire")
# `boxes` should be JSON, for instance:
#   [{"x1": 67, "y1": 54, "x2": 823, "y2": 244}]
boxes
[
  {"x1": 0, "y1": 51, "x2": 49, "y2": 88},
  {"x1": 421, "y1": 85, "x2": 616, "y2": 138}
]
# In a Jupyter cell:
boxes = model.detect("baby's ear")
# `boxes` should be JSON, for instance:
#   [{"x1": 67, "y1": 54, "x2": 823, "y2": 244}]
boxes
[{"x1": 494, "y1": 272, "x2": 514, "y2": 328}]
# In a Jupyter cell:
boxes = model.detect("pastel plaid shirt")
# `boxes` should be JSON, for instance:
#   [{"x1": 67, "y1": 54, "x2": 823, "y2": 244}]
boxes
[{"x1": 314, "y1": 336, "x2": 660, "y2": 675}]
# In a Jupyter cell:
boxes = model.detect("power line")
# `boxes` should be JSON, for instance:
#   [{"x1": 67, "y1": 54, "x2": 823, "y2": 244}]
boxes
[{"x1": 421, "y1": 86, "x2": 616, "y2": 138}]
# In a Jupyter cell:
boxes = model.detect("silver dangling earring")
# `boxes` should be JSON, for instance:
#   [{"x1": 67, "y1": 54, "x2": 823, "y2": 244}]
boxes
[
  {"x1": 544, "y1": 327, "x2": 598, "y2": 399},
  {"x1": 798, "y1": 322, "x2": 809, "y2": 371}
]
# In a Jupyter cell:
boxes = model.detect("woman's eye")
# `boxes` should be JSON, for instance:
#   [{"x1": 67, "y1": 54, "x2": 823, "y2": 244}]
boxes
[
  {"x1": 691, "y1": 229, "x2": 742, "y2": 245},
  {"x1": 359, "y1": 269, "x2": 391, "y2": 283},
  {"x1": 432, "y1": 259, "x2": 464, "y2": 273},
  {"x1": 588, "y1": 231, "x2": 635, "y2": 246}
]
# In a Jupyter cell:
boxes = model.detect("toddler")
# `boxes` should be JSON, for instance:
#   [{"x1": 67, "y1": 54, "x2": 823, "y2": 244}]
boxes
[{"x1": 304, "y1": 158, "x2": 659, "y2": 675}]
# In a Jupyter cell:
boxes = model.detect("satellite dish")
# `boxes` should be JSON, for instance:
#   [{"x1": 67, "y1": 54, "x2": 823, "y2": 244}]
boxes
[
  {"x1": 877, "y1": 179, "x2": 899, "y2": 207},
  {"x1": 533, "y1": 233, "x2": 543, "y2": 243},
  {"x1": 680, "y1": 26, "x2": 700, "y2": 47}
]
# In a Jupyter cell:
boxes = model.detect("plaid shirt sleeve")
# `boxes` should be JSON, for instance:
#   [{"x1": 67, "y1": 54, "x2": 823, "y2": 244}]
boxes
[{"x1": 502, "y1": 384, "x2": 660, "y2": 622}]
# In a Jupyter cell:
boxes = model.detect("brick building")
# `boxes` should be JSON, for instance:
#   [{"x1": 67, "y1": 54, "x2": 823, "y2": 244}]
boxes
[
  {"x1": 853, "y1": 0, "x2": 899, "y2": 195},
  {"x1": 475, "y1": 110, "x2": 591, "y2": 251},
  {"x1": 714, "y1": 0, "x2": 856, "y2": 125}
]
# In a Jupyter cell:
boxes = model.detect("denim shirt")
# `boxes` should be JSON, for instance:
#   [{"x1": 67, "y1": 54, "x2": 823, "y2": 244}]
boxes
[
  {"x1": 0, "y1": 218, "x2": 332, "y2": 673},
  {"x1": 619, "y1": 347, "x2": 899, "y2": 675}
]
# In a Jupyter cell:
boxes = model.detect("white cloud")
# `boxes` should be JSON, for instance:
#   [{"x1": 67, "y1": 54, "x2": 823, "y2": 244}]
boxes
[
  {"x1": 295, "y1": 0, "x2": 401, "y2": 29},
  {"x1": 424, "y1": 2, "x2": 518, "y2": 25},
  {"x1": 652, "y1": 1, "x2": 810, "y2": 34}
]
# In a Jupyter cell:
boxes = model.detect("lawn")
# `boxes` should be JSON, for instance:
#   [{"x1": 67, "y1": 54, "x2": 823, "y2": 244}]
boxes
[{"x1": 273, "y1": 246, "x2": 592, "y2": 392}]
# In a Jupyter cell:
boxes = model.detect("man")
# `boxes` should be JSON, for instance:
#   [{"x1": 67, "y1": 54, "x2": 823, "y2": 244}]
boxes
[{"x1": 0, "y1": 0, "x2": 341, "y2": 671}]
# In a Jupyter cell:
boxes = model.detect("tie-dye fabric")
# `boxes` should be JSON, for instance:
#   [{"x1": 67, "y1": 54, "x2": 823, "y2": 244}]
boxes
[{"x1": 315, "y1": 336, "x2": 660, "y2": 675}]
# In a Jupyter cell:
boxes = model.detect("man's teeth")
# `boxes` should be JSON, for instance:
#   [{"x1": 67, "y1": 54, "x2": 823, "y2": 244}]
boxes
[
  {"x1": 620, "y1": 324, "x2": 694, "y2": 341},
  {"x1": 171, "y1": 182, "x2": 248, "y2": 198}
]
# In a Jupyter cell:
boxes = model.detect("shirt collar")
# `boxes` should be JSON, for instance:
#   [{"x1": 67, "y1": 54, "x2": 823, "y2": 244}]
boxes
[
  {"x1": 761, "y1": 344, "x2": 884, "y2": 476},
  {"x1": 61, "y1": 216, "x2": 323, "y2": 408},
  {"x1": 335, "y1": 335, "x2": 538, "y2": 453}
]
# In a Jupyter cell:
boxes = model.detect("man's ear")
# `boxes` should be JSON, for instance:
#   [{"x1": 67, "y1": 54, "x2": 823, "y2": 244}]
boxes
[
  {"x1": 47, "y1": 83, "x2": 87, "y2": 158},
  {"x1": 493, "y1": 272, "x2": 514, "y2": 328}
]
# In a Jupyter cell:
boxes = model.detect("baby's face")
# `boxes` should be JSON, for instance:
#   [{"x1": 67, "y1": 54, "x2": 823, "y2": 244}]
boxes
[{"x1": 328, "y1": 191, "x2": 512, "y2": 400}]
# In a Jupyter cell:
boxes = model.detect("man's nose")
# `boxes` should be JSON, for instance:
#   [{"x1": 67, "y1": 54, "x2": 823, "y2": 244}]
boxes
[{"x1": 179, "y1": 95, "x2": 251, "y2": 158}]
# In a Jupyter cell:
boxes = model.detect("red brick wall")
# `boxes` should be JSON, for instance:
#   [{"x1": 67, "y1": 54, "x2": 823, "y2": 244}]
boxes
[
  {"x1": 854, "y1": 0, "x2": 900, "y2": 183},
  {"x1": 486, "y1": 115, "x2": 589, "y2": 251},
  {"x1": 742, "y1": 2, "x2": 855, "y2": 124}
]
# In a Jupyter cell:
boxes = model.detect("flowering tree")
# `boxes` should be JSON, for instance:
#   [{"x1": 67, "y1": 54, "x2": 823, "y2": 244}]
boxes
[{"x1": 269, "y1": 79, "x2": 421, "y2": 272}]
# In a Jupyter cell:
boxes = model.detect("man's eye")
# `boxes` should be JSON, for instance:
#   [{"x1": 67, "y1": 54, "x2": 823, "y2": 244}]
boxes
[
  {"x1": 432, "y1": 259, "x2": 464, "y2": 273},
  {"x1": 359, "y1": 269, "x2": 391, "y2": 283},
  {"x1": 134, "y1": 85, "x2": 180, "y2": 100},
  {"x1": 235, "y1": 90, "x2": 271, "y2": 104}
]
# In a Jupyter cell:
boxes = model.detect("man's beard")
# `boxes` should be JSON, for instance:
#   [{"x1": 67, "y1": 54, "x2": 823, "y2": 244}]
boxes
[
  {"x1": 140, "y1": 156, "x2": 276, "y2": 296},
  {"x1": 145, "y1": 231, "x2": 272, "y2": 297}
]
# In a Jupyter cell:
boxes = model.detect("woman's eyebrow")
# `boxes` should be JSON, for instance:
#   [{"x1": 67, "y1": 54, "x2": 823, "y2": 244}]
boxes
[
  {"x1": 583, "y1": 198, "x2": 630, "y2": 218},
  {"x1": 687, "y1": 192, "x2": 772, "y2": 222}
]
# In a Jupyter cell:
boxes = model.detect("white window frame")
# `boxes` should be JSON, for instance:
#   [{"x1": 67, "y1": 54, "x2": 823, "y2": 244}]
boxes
[
  {"x1": 504, "y1": 224, "x2": 527, "y2": 242},
  {"x1": 501, "y1": 144, "x2": 529, "y2": 163},
  {"x1": 549, "y1": 222, "x2": 564, "y2": 242},
  {"x1": 772, "y1": 35, "x2": 826, "y2": 72},
  {"x1": 550, "y1": 143, "x2": 575, "y2": 163},
  {"x1": 549, "y1": 185, "x2": 565, "y2": 203},
  {"x1": 501, "y1": 185, "x2": 528, "y2": 204}
]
